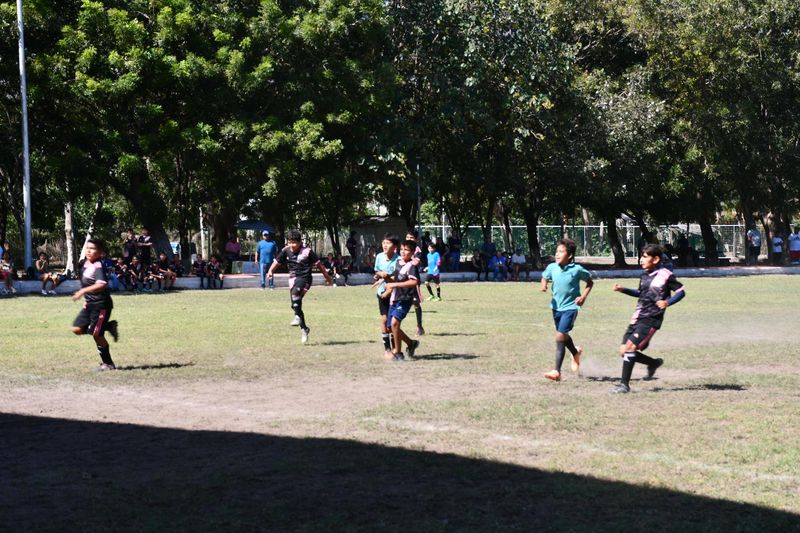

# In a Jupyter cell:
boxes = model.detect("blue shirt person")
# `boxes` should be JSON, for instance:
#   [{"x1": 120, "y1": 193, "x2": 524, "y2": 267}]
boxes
[{"x1": 255, "y1": 231, "x2": 278, "y2": 289}]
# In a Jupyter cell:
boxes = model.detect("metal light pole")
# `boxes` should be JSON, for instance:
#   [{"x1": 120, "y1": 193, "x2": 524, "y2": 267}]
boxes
[{"x1": 17, "y1": 0, "x2": 33, "y2": 269}]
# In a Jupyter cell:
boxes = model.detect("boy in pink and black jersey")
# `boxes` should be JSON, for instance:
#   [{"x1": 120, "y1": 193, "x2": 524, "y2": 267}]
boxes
[
  {"x1": 611, "y1": 244, "x2": 686, "y2": 393},
  {"x1": 381, "y1": 240, "x2": 422, "y2": 361},
  {"x1": 267, "y1": 230, "x2": 332, "y2": 344}
]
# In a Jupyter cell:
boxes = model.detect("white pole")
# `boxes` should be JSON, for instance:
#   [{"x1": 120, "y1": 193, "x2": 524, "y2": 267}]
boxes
[{"x1": 17, "y1": 0, "x2": 32, "y2": 269}]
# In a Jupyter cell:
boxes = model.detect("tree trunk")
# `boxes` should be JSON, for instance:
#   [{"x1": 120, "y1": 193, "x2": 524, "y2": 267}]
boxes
[
  {"x1": 481, "y1": 198, "x2": 496, "y2": 243},
  {"x1": 64, "y1": 200, "x2": 78, "y2": 276},
  {"x1": 605, "y1": 213, "x2": 627, "y2": 268},
  {"x1": 627, "y1": 211, "x2": 654, "y2": 244},
  {"x1": 582, "y1": 208, "x2": 592, "y2": 256},
  {"x1": 80, "y1": 194, "x2": 104, "y2": 260},
  {"x1": 499, "y1": 199, "x2": 513, "y2": 250},
  {"x1": 698, "y1": 215, "x2": 718, "y2": 266},
  {"x1": 523, "y1": 206, "x2": 542, "y2": 269}
]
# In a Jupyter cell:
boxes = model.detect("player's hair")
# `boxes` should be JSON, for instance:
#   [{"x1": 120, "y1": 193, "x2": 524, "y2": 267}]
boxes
[
  {"x1": 383, "y1": 233, "x2": 400, "y2": 246},
  {"x1": 87, "y1": 238, "x2": 106, "y2": 253},
  {"x1": 400, "y1": 239, "x2": 417, "y2": 251},
  {"x1": 642, "y1": 243, "x2": 664, "y2": 258},
  {"x1": 286, "y1": 229, "x2": 302, "y2": 242},
  {"x1": 427, "y1": 241, "x2": 436, "y2": 248},
  {"x1": 406, "y1": 228, "x2": 418, "y2": 239},
  {"x1": 557, "y1": 238, "x2": 577, "y2": 258}
]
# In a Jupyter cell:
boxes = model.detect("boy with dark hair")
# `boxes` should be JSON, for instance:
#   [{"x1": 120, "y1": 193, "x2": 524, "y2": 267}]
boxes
[
  {"x1": 71, "y1": 239, "x2": 119, "y2": 371},
  {"x1": 405, "y1": 229, "x2": 425, "y2": 335},
  {"x1": 157, "y1": 251, "x2": 177, "y2": 290},
  {"x1": 128, "y1": 255, "x2": 144, "y2": 291},
  {"x1": 541, "y1": 238, "x2": 593, "y2": 381},
  {"x1": 373, "y1": 233, "x2": 400, "y2": 359},
  {"x1": 611, "y1": 243, "x2": 686, "y2": 393},
  {"x1": 424, "y1": 241, "x2": 442, "y2": 301},
  {"x1": 146, "y1": 259, "x2": 164, "y2": 291},
  {"x1": 206, "y1": 254, "x2": 225, "y2": 289},
  {"x1": 267, "y1": 230, "x2": 333, "y2": 344},
  {"x1": 137, "y1": 228, "x2": 154, "y2": 266},
  {"x1": 381, "y1": 239, "x2": 421, "y2": 360},
  {"x1": 192, "y1": 254, "x2": 207, "y2": 288}
]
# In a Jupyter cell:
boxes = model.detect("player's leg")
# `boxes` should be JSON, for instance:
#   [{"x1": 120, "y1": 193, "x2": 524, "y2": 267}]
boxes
[
  {"x1": 90, "y1": 307, "x2": 116, "y2": 370},
  {"x1": 435, "y1": 280, "x2": 441, "y2": 300},
  {"x1": 425, "y1": 279, "x2": 435, "y2": 299},
  {"x1": 414, "y1": 301, "x2": 424, "y2": 336},
  {"x1": 379, "y1": 296, "x2": 393, "y2": 358}
]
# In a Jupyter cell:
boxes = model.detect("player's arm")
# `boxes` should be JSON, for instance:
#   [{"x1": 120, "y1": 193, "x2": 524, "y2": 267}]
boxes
[
  {"x1": 613, "y1": 284, "x2": 640, "y2": 297},
  {"x1": 266, "y1": 258, "x2": 280, "y2": 279},
  {"x1": 575, "y1": 278, "x2": 594, "y2": 306},
  {"x1": 384, "y1": 278, "x2": 417, "y2": 291},
  {"x1": 657, "y1": 279, "x2": 685, "y2": 309}
]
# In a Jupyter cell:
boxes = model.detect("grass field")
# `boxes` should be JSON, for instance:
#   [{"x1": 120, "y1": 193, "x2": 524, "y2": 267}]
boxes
[{"x1": 2, "y1": 277, "x2": 800, "y2": 531}]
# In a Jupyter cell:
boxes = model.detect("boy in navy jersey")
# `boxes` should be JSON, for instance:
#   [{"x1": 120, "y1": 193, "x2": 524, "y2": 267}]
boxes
[
  {"x1": 267, "y1": 230, "x2": 333, "y2": 344},
  {"x1": 405, "y1": 229, "x2": 425, "y2": 335},
  {"x1": 611, "y1": 244, "x2": 686, "y2": 393},
  {"x1": 381, "y1": 240, "x2": 421, "y2": 360},
  {"x1": 71, "y1": 239, "x2": 119, "y2": 371}
]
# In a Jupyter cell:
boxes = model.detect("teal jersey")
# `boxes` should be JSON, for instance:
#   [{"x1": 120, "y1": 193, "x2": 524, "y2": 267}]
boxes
[
  {"x1": 374, "y1": 251, "x2": 399, "y2": 296},
  {"x1": 542, "y1": 262, "x2": 592, "y2": 311}
]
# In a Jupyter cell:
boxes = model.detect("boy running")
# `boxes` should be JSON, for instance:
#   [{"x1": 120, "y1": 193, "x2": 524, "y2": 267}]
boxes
[
  {"x1": 541, "y1": 238, "x2": 593, "y2": 381},
  {"x1": 71, "y1": 239, "x2": 119, "y2": 371},
  {"x1": 405, "y1": 229, "x2": 425, "y2": 335},
  {"x1": 611, "y1": 243, "x2": 686, "y2": 393},
  {"x1": 373, "y1": 233, "x2": 400, "y2": 359},
  {"x1": 424, "y1": 242, "x2": 442, "y2": 301},
  {"x1": 381, "y1": 240, "x2": 421, "y2": 360},
  {"x1": 267, "y1": 230, "x2": 333, "y2": 344}
]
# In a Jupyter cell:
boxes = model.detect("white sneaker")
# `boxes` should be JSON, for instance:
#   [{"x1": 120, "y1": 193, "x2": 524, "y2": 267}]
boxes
[
  {"x1": 49, "y1": 290, "x2": 56, "y2": 295},
  {"x1": 41, "y1": 290, "x2": 48, "y2": 295},
  {"x1": 290, "y1": 315, "x2": 301, "y2": 327},
  {"x1": 301, "y1": 327, "x2": 310, "y2": 344}
]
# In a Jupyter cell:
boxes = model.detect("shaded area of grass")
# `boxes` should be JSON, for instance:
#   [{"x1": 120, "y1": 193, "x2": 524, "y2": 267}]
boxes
[{"x1": 2, "y1": 413, "x2": 798, "y2": 532}]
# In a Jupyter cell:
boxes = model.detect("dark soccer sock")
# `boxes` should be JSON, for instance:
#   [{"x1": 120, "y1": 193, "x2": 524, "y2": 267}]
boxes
[
  {"x1": 564, "y1": 335, "x2": 577, "y2": 356},
  {"x1": 621, "y1": 352, "x2": 636, "y2": 385},
  {"x1": 97, "y1": 345, "x2": 114, "y2": 366},
  {"x1": 426, "y1": 284, "x2": 434, "y2": 296},
  {"x1": 436, "y1": 286, "x2": 441, "y2": 298},
  {"x1": 292, "y1": 299, "x2": 307, "y2": 329},
  {"x1": 555, "y1": 341, "x2": 567, "y2": 372},
  {"x1": 635, "y1": 351, "x2": 656, "y2": 365},
  {"x1": 382, "y1": 333, "x2": 391, "y2": 351},
  {"x1": 415, "y1": 305, "x2": 423, "y2": 328}
]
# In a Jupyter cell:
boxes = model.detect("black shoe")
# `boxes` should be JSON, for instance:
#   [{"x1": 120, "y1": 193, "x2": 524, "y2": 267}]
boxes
[
  {"x1": 392, "y1": 352, "x2": 405, "y2": 361},
  {"x1": 405, "y1": 340, "x2": 420, "y2": 359},
  {"x1": 107, "y1": 320, "x2": 119, "y2": 343},
  {"x1": 611, "y1": 383, "x2": 630, "y2": 394},
  {"x1": 643, "y1": 358, "x2": 663, "y2": 380}
]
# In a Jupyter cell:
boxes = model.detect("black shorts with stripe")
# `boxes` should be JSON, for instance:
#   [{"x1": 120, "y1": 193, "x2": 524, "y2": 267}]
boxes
[
  {"x1": 377, "y1": 294, "x2": 390, "y2": 316},
  {"x1": 73, "y1": 304, "x2": 113, "y2": 336},
  {"x1": 622, "y1": 319, "x2": 659, "y2": 350}
]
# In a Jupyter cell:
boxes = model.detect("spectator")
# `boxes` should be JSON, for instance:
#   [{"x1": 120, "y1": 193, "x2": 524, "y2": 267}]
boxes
[
  {"x1": 489, "y1": 250, "x2": 509, "y2": 281},
  {"x1": 346, "y1": 230, "x2": 360, "y2": 271},
  {"x1": 207, "y1": 254, "x2": 225, "y2": 288},
  {"x1": 746, "y1": 225, "x2": 761, "y2": 265},
  {"x1": 128, "y1": 256, "x2": 144, "y2": 291},
  {"x1": 772, "y1": 232, "x2": 784, "y2": 265},
  {"x1": 114, "y1": 257, "x2": 133, "y2": 291},
  {"x1": 446, "y1": 232, "x2": 462, "y2": 272},
  {"x1": 789, "y1": 226, "x2": 800, "y2": 265},
  {"x1": 224, "y1": 235, "x2": 241, "y2": 268},
  {"x1": 169, "y1": 255, "x2": 184, "y2": 277},
  {"x1": 481, "y1": 237, "x2": 497, "y2": 269},
  {"x1": 192, "y1": 254, "x2": 208, "y2": 289},
  {"x1": 333, "y1": 252, "x2": 350, "y2": 286},
  {"x1": 157, "y1": 251, "x2": 177, "y2": 289},
  {"x1": 255, "y1": 230, "x2": 277, "y2": 290},
  {"x1": 101, "y1": 254, "x2": 118, "y2": 291},
  {"x1": 137, "y1": 228, "x2": 154, "y2": 266},
  {"x1": 471, "y1": 249, "x2": 488, "y2": 281},
  {"x1": 511, "y1": 248, "x2": 529, "y2": 281},
  {"x1": 145, "y1": 260, "x2": 163, "y2": 291},
  {"x1": 34, "y1": 252, "x2": 62, "y2": 295},
  {"x1": 122, "y1": 228, "x2": 138, "y2": 265},
  {"x1": 361, "y1": 246, "x2": 376, "y2": 274},
  {"x1": 676, "y1": 234, "x2": 691, "y2": 267}
]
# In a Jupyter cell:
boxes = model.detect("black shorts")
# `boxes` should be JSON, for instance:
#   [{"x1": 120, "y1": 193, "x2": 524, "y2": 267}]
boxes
[
  {"x1": 377, "y1": 294, "x2": 390, "y2": 316},
  {"x1": 426, "y1": 274, "x2": 440, "y2": 284},
  {"x1": 73, "y1": 304, "x2": 113, "y2": 336},
  {"x1": 621, "y1": 320, "x2": 659, "y2": 351},
  {"x1": 290, "y1": 277, "x2": 311, "y2": 300}
]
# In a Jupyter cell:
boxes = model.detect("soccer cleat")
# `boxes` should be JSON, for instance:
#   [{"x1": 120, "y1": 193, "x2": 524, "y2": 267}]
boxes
[
  {"x1": 543, "y1": 370, "x2": 561, "y2": 381},
  {"x1": 392, "y1": 352, "x2": 405, "y2": 361},
  {"x1": 301, "y1": 327, "x2": 310, "y2": 344},
  {"x1": 434, "y1": 296, "x2": 442, "y2": 302},
  {"x1": 611, "y1": 383, "x2": 630, "y2": 394},
  {"x1": 107, "y1": 320, "x2": 119, "y2": 343},
  {"x1": 571, "y1": 346, "x2": 583, "y2": 373},
  {"x1": 416, "y1": 326, "x2": 425, "y2": 337},
  {"x1": 406, "y1": 340, "x2": 420, "y2": 359},
  {"x1": 643, "y1": 358, "x2": 664, "y2": 380},
  {"x1": 48, "y1": 290, "x2": 57, "y2": 295},
  {"x1": 41, "y1": 290, "x2": 48, "y2": 296},
  {"x1": 290, "y1": 315, "x2": 301, "y2": 327},
  {"x1": 425, "y1": 295, "x2": 435, "y2": 301},
  {"x1": 96, "y1": 363, "x2": 116, "y2": 372}
]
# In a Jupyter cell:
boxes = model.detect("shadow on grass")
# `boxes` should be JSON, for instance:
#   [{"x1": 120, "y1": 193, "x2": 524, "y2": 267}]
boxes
[
  {"x1": 116, "y1": 362, "x2": 195, "y2": 372},
  {"x1": 413, "y1": 353, "x2": 479, "y2": 361},
  {"x1": 427, "y1": 332, "x2": 482, "y2": 337},
  {"x1": 320, "y1": 340, "x2": 378, "y2": 346},
  {"x1": 650, "y1": 383, "x2": 747, "y2": 392},
  {"x1": 1, "y1": 413, "x2": 796, "y2": 531}
]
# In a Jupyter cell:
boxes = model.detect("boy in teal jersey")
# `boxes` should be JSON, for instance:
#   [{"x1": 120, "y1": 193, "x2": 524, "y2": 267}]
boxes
[
  {"x1": 540, "y1": 238, "x2": 594, "y2": 381},
  {"x1": 373, "y1": 233, "x2": 400, "y2": 359},
  {"x1": 424, "y1": 242, "x2": 442, "y2": 301}
]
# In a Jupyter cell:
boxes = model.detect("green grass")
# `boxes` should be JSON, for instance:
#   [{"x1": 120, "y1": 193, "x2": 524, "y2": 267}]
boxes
[{"x1": 2, "y1": 277, "x2": 800, "y2": 530}]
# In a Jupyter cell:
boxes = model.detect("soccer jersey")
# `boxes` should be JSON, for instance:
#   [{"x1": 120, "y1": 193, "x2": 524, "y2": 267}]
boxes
[
  {"x1": 628, "y1": 266, "x2": 684, "y2": 328},
  {"x1": 192, "y1": 260, "x2": 206, "y2": 275},
  {"x1": 81, "y1": 259, "x2": 112, "y2": 308},
  {"x1": 374, "y1": 251, "x2": 399, "y2": 296},
  {"x1": 427, "y1": 251, "x2": 441, "y2": 276},
  {"x1": 275, "y1": 245, "x2": 321, "y2": 283},
  {"x1": 542, "y1": 261, "x2": 592, "y2": 312},
  {"x1": 390, "y1": 260, "x2": 419, "y2": 303},
  {"x1": 137, "y1": 235, "x2": 153, "y2": 262}
]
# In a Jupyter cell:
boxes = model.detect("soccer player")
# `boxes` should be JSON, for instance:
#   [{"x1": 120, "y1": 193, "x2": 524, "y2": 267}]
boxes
[
  {"x1": 611, "y1": 243, "x2": 686, "y2": 393},
  {"x1": 373, "y1": 233, "x2": 400, "y2": 359},
  {"x1": 424, "y1": 241, "x2": 442, "y2": 301},
  {"x1": 541, "y1": 238, "x2": 594, "y2": 381},
  {"x1": 405, "y1": 229, "x2": 425, "y2": 335},
  {"x1": 267, "y1": 230, "x2": 333, "y2": 344},
  {"x1": 71, "y1": 239, "x2": 119, "y2": 371},
  {"x1": 381, "y1": 239, "x2": 421, "y2": 360}
]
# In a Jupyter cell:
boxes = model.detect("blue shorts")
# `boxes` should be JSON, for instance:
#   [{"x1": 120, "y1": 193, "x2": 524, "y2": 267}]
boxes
[
  {"x1": 389, "y1": 300, "x2": 413, "y2": 325},
  {"x1": 552, "y1": 309, "x2": 578, "y2": 334}
]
